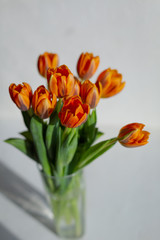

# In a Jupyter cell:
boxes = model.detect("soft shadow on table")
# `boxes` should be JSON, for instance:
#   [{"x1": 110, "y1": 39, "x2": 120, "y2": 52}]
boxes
[
  {"x1": 0, "y1": 161, "x2": 56, "y2": 233},
  {"x1": 0, "y1": 223, "x2": 21, "y2": 240}
]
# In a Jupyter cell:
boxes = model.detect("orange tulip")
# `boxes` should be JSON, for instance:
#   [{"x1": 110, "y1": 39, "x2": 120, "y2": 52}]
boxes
[
  {"x1": 32, "y1": 85, "x2": 57, "y2": 119},
  {"x1": 118, "y1": 123, "x2": 150, "y2": 148},
  {"x1": 37, "y1": 52, "x2": 59, "y2": 78},
  {"x1": 9, "y1": 82, "x2": 32, "y2": 111},
  {"x1": 47, "y1": 65, "x2": 75, "y2": 98},
  {"x1": 80, "y1": 80, "x2": 101, "y2": 109},
  {"x1": 58, "y1": 96, "x2": 90, "y2": 128},
  {"x1": 96, "y1": 68, "x2": 125, "y2": 98},
  {"x1": 77, "y1": 52, "x2": 100, "y2": 80}
]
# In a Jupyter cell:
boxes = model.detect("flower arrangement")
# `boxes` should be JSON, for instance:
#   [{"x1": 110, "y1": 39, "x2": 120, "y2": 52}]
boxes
[{"x1": 5, "y1": 52, "x2": 150, "y2": 238}]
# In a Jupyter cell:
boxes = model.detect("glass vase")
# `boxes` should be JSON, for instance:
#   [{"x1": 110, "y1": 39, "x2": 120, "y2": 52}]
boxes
[{"x1": 39, "y1": 167, "x2": 85, "y2": 239}]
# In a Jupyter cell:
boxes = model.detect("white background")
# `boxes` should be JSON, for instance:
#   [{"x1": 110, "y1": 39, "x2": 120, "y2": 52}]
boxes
[
  {"x1": 0, "y1": 0, "x2": 160, "y2": 239},
  {"x1": 1, "y1": 0, "x2": 160, "y2": 129}
]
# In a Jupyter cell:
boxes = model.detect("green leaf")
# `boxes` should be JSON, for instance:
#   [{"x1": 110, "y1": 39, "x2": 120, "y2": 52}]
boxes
[
  {"x1": 83, "y1": 108, "x2": 97, "y2": 129},
  {"x1": 21, "y1": 109, "x2": 33, "y2": 130},
  {"x1": 89, "y1": 108, "x2": 97, "y2": 124},
  {"x1": 74, "y1": 137, "x2": 117, "y2": 171},
  {"x1": 5, "y1": 138, "x2": 38, "y2": 162},
  {"x1": 19, "y1": 131, "x2": 33, "y2": 142},
  {"x1": 79, "y1": 109, "x2": 97, "y2": 146},
  {"x1": 69, "y1": 110, "x2": 99, "y2": 173},
  {"x1": 55, "y1": 126, "x2": 63, "y2": 176},
  {"x1": 95, "y1": 131, "x2": 104, "y2": 141},
  {"x1": 54, "y1": 98, "x2": 63, "y2": 113},
  {"x1": 30, "y1": 115, "x2": 52, "y2": 176},
  {"x1": 53, "y1": 127, "x2": 78, "y2": 176},
  {"x1": 59, "y1": 128, "x2": 78, "y2": 166},
  {"x1": 46, "y1": 111, "x2": 59, "y2": 162}
]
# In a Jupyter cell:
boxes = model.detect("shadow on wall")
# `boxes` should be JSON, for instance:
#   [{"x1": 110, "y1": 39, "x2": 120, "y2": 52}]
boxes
[
  {"x1": 0, "y1": 223, "x2": 21, "y2": 240},
  {"x1": 0, "y1": 161, "x2": 56, "y2": 233}
]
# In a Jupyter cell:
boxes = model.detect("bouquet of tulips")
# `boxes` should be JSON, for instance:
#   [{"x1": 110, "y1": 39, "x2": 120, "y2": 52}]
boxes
[{"x1": 5, "y1": 52, "x2": 150, "y2": 237}]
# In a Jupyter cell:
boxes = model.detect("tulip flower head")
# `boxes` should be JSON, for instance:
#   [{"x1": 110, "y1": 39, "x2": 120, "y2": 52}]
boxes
[
  {"x1": 77, "y1": 52, "x2": 100, "y2": 80},
  {"x1": 59, "y1": 96, "x2": 90, "y2": 128},
  {"x1": 80, "y1": 80, "x2": 101, "y2": 109},
  {"x1": 118, "y1": 123, "x2": 150, "y2": 148},
  {"x1": 32, "y1": 85, "x2": 57, "y2": 119},
  {"x1": 47, "y1": 65, "x2": 75, "y2": 98},
  {"x1": 37, "y1": 52, "x2": 59, "y2": 78},
  {"x1": 9, "y1": 82, "x2": 32, "y2": 111},
  {"x1": 96, "y1": 68, "x2": 125, "y2": 98}
]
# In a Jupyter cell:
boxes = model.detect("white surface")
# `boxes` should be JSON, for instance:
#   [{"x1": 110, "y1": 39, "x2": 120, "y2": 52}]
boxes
[
  {"x1": 0, "y1": 0, "x2": 160, "y2": 239},
  {"x1": 0, "y1": 119, "x2": 160, "y2": 240}
]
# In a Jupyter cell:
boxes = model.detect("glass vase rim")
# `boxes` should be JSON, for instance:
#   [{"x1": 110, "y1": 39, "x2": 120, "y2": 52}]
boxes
[{"x1": 37, "y1": 163, "x2": 83, "y2": 179}]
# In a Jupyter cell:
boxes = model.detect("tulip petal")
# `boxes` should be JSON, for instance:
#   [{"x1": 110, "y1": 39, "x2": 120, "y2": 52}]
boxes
[{"x1": 73, "y1": 113, "x2": 88, "y2": 128}]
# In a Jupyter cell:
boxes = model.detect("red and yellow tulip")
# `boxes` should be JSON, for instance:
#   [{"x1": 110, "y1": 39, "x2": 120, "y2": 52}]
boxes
[
  {"x1": 118, "y1": 123, "x2": 150, "y2": 147},
  {"x1": 47, "y1": 65, "x2": 75, "y2": 98},
  {"x1": 32, "y1": 85, "x2": 57, "y2": 119},
  {"x1": 9, "y1": 82, "x2": 32, "y2": 111},
  {"x1": 37, "y1": 52, "x2": 59, "y2": 78},
  {"x1": 77, "y1": 52, "x2": 100, "y2": 80},
  {"x1": 80, "y1": 80, "x2": 101, "y2": 109},
  {"x1": 59, "y1": 96, "x2": 90, "y2": 128},
  {"x1": 96, "y1": 68, "x2": 125, "y2": 98}
]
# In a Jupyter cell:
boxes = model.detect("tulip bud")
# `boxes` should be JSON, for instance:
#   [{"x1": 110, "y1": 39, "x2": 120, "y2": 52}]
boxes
[
  {"x1": 80, "y1": 80, "x2": 101, "y2": 108},
  {"x1": 96, "y1": 68, "x2": 125, "y2": 98},
  {"x1": 32, "y1": 85, "x2": 57, "y2": 119},
  {"x1": 118, "y1": 123, "x2": 150, "y2": 148},
  {"x1": 9, "y1": 82, "x2": 32, "y2": 111},
  {"x1": 59, "y1": 96, "x2": 90, "y2": 128},
  {"x1": 47, "y1": 65, "x2": 75, "y2": 98},
  {"x1": 77, "y1": 52, "x2": 100, "y2": 80},
  {"x1": 37, "y1": 52, "x2": 59, "y2": 78}
]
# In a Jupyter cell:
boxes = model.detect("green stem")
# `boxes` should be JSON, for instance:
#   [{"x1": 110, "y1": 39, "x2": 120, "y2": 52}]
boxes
[
  {"x1": 64, "y1": 164, "x2": 69, "y2": 176},
  {"x1": 62, "y1": 127, "x2": 69, "y2": 142},
  {"x1": 49, "y1": 172, "x2": 84, "y2": 237},
  {"x1": 71, "y1": 199, "x2": 82, "y2": 236},
  {"x1": 56, "y1": 98, "x2": 63, "y2": 113},
  {"x1": 21, "y1": 108, "x2": 34, "y2": 130}
]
